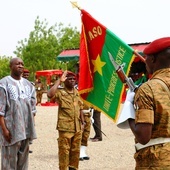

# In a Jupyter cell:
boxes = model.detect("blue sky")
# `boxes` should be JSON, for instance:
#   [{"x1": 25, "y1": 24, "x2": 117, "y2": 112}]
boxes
[{"x1": 1, "y1": 0, "x2": 170, "y2": 56}]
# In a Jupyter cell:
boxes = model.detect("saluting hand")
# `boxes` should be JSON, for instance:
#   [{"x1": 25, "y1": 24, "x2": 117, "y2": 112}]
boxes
[{"x1": 60, "y1": 70, "x2": 68, "y2": 82}]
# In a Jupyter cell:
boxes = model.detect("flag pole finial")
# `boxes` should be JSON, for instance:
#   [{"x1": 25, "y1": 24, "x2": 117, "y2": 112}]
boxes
[{"x1": 70, "y1": 1, "x2": 81, "y2": 10}]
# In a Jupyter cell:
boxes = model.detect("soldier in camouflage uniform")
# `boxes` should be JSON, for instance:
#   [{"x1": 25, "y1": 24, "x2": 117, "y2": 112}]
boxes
[
  {"x1": 127, "y1": 37, "x2": 170, "y2": 169},
  {"x1": 47, "y1": 71, "x2": 85, "y2": 170},
  {"x1": 35, "y1": 79, "x2": 44, "y2": 105}
]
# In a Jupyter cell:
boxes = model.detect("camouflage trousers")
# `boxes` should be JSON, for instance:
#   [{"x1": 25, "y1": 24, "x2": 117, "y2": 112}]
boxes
[
  {"x1": 135, "y1": 142, "x2": 170, "y2": 169},
  {"x1": 36, "y1": 91, "x2": 43, "y2": 104},
  {"x1": 58, "y1": 130, "x2": 82, "y2": 170},
  {"x1": 81, "y1": 114, "x2": 91, "y2": 146}
]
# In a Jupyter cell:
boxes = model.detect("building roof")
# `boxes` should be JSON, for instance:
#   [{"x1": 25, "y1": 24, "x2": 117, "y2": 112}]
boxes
[
  {"x1": 56, "y1": 43, "x2": 150, "y2": 61},
  {"x1": 57, "y1": 49, "x2": 79, "y2": 61}
]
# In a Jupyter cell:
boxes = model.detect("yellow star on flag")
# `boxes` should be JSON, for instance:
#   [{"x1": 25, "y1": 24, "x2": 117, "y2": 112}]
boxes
[{"x1": 92, "y1": 54, "x2": 106, "y2": 75}]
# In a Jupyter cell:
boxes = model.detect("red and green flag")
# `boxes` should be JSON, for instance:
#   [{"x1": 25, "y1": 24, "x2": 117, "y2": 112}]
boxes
[{"x1": 78, "y1": 9, "x2": 136, "y2": 122}]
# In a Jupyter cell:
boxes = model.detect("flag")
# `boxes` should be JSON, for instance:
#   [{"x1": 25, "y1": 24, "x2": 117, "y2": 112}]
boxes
[{"x1": 78, "y1": 9, "x2": 135, "y2": 122}]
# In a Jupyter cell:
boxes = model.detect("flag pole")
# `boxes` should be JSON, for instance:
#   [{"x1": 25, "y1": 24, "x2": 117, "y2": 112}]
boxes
[
  {"x1": 70, "y1": 1, "x2": 81, "y2": 10},
  {"x1": 133, "y1": 50, "x2": 145, "y2": 62}
]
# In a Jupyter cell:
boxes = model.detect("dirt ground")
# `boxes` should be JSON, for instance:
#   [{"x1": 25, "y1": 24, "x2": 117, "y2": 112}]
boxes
[
  {"x1": 1, "y1": 94, "x2": 136, "y2": 170},
  {"x1": 28, "y1": 94, "x2": 136, "y2": 170}
]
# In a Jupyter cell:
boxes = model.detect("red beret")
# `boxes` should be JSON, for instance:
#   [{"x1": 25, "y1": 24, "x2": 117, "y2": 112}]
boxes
[
  {"x1": 66, "y1": 71, "x2": 76, "y2": 77},
  {"x1": 143, "y1": 37, "x2": 170, "y2": 55},
  {"x1": 23, "y1": 69, "x2": 30, "y2": 73}
]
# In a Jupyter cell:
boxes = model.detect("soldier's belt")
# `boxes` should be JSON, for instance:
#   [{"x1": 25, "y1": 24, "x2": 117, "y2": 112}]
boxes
[{"x1": 135, "y1": 137, "x2": 170, "y2": 151}]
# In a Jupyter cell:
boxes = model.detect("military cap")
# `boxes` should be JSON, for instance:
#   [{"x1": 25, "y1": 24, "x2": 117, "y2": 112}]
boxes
[
  {"x1": 23, "y1": 69, "x2": 30, "y2": 73},
  {"x1": 143, "y1": 37, "x2": 170, "y2": 55},
  {"x1": 66, "y1": 71, "x2": 76, "y2": 77}
]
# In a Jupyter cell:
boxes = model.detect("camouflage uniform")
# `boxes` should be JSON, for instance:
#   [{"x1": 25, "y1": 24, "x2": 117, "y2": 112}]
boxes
[
  {"x1": 134, "y1": 68, "x2": 170, "y2": 169},
  {"x1": 35, "y1": 81, "x2": 44, "y2": 105},
  {"x1": 55, "y1": 87, "x2": 83, "y2": 170}
]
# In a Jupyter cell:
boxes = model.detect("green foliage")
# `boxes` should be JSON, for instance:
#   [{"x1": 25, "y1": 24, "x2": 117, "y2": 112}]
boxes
[
  {"x1": 14, "y1": 16, "x2": 80, "y2": 81},
  {"x1": 0, "y1": 56, "x2": 12, "y2": 79}
]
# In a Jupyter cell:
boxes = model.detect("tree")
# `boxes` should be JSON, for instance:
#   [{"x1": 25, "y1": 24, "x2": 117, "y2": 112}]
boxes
[
  {"x1": 0, "y1": 56, "x2": 11, "y2": 79},
  {"x1": 14, "y1": 16, "x2": 80, "y2": 81}
]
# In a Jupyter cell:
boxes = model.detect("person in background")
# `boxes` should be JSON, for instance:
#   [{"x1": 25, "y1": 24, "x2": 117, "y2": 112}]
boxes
[
  {"x1": 128, "y1": 59, "x2": 148, "y2": 86},
  {"x1": 47, "y1": 70, "x2": 85, "y2": 170},
  {"x1": 127, "y1": 37, "x2": 170, "y2": 169},
  {"x1": 74, "y1": 72, "x2": 91, "y2": 161},
  {"x1": 90, "y1": 109, "x2": 102, "y2": 142},
  {"x1": 22, "y1": 68, "x2": 35, "y2": 154},
  {"x1": 117, "y1": 58, "x2": 148, "y2": 129},
  {"x1": 35, "y1": 79, "x2": 44, "y2": 106},
  {"x1": 79, "y1": 103, "x2": 92, "y2": 161},
  {"x1": 0, "y1": 57, "x2": 37, "y2": 170},
  {"x1": 121, "y1": 60, "x2": 147, "y2": 104},
  {"x1": 22, "y1": 68, "x2": 30, "y2": 80},
  {"x1": 22, "y1": 68, "x2": 35, "y2": 86}
]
